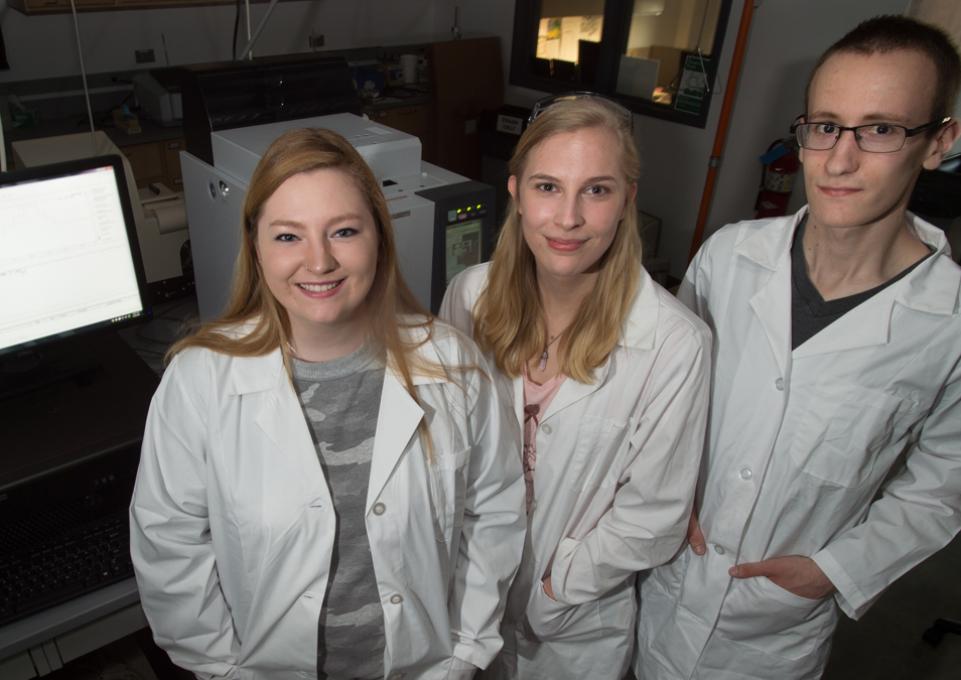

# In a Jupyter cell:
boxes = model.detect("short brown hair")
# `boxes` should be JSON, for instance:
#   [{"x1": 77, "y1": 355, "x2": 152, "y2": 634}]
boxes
[{"x1": 806, "y1": 15, "x2": 961, "y2": 123}]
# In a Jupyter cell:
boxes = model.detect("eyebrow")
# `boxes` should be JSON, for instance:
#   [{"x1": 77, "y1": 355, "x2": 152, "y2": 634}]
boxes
[
  {"x1": 266, "y1": 212, "x2": 367, "y2": 228},
  {"x1": 526, "y1": 173, "x2": 619, "y2": 184},
  {"x1": 807, "y1": 110, "x2": 913, "y2": 124}
]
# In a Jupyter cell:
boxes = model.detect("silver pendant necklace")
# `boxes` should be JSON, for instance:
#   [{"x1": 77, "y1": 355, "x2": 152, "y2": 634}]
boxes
[{"x1": 538, "y1": 331, "x2": 564, "y2": 371}]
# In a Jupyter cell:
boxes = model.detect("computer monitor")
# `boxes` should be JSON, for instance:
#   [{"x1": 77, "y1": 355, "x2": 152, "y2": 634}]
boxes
[{"x1": 0, "y1": 155, "x2": 150, "y2": 387}]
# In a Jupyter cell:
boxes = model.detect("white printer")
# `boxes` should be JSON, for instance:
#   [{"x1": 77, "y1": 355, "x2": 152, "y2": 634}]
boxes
[{"x1": 181, "y1": 112, "x2": 496, "y2": 320}]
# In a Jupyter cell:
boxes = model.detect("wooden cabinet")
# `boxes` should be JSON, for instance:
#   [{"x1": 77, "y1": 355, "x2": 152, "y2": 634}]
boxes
[
  {"x1": 366, "y1": 104, "x2": 435, "y2": 164},
  {"x1": 428, "y1": 37, "x2": 504, "y2": 180},
  {"x1": 119, "y1": 137, "x2": 184, "y2": 190}
]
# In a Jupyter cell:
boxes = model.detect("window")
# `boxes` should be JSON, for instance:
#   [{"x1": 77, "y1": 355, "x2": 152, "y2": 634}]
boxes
[{"x1": 510, "y1": 0, "x2": 734, "y2": 127}]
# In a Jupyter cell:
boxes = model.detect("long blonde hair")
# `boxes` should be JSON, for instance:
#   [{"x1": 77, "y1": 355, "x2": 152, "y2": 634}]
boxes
[
  {"x1": 170, "y1": 128, "x2": 442, "y2": 411},
  {"x1": 473, "y1": 97, "x2": 642, "y2": 383}
]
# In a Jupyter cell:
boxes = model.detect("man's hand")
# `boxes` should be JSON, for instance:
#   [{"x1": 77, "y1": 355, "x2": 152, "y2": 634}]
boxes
[
  {"x1": 729, "y1": 555, "x2": 836, "y2": 600},
  {"x1": 542, "y1": 575, "x2": 556, "y2": 600},
  {"x1": 688, "y1": 511, "x2": 706, "y2": 556}
]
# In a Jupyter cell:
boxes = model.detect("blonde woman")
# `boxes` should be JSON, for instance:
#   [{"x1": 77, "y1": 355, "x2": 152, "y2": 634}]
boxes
[
  {"x1": 440, "y1": 94, "x2": 711, "y2": 679},
  {"x1": 130, "y1": 128, "x2": 525, "y2": 680}
]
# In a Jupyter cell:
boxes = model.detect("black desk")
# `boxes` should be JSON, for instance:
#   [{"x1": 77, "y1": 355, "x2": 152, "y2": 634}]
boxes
[{"x1": 0, "y1": 331, "x2": 159, "y2": 678}]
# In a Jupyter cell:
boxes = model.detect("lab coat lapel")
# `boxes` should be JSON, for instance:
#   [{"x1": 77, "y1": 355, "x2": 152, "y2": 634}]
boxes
[
  {"x1": 793, "y1": 292, "x2": 893, "y2": 358},
  {"x1": 513, "y1": 377, "x2": 525, "y2": 428},
  {"x1": 794, "y1": 214, "x2": 957, "y2": 358},
  {"x1": 233, "y1": 351, "x2": 305, "y2": 456},
  {"x1": 542, "y1": 362, "x2": 608, "y2": 420},
  {"x1": 740, "y1": 216, "x2": 796, "y2": 375},
  {"x1": 748, "y1": 271, "x2": 792, "y2": 372},
  {"x1": 256, "y1": 382, "x2": 314, "y2": 456},
  {"x1": 538, "y1": 275, "x2": 655, "y2": 421},
  {"x1": 248, "y1": 356, "x2": 332, "y2": 498},
  {"x1": 366, "y1": 371, "x2": 424, "y2": 513}
]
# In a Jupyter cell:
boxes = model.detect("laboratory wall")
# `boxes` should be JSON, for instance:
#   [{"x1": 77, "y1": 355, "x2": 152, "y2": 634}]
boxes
[
  {"x1": 1, "y1": 0, "x2": 939, "y2": 276},
  {"x1": 701, "y1": 0, "x2": 910, "y2": 255},
  {"x1": 0, "y1": 0, "x2": 447, "y2": 83},
  {"x1": 457, "y1": 0, "x2": 915, "y2": 277}
]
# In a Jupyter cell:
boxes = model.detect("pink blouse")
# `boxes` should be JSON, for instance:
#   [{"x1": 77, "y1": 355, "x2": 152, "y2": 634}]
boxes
[{"x1": 522, "y1": 369, "x2": 566, "y2": 513}]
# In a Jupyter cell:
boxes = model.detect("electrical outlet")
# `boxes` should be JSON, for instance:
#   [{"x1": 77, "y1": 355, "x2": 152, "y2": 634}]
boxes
[
  {"x1": 135, "y1": 49, "x2": 155, "y2": 64},
  {"x1": 308, "y1": 33, "x2": 325, "y2": 49}
]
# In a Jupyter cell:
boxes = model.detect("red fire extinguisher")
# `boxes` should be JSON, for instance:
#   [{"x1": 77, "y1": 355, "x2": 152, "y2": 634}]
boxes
[{"x1": 754, "y1": 139, "x2": 800, "y2": 218}]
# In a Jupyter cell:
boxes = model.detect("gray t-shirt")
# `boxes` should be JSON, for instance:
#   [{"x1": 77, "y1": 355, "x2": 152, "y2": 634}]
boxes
[{"x1": 292, "y1": 345, "x2": 386, "y2": 680}]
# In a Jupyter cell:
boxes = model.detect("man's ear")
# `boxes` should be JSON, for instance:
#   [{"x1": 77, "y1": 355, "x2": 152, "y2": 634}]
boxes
[
  {"x1": 923, "y1": 118, "x2": 960, "y2": 170},
  {"x1": 508, "y1": 175, "x2": 519, "y2": 214}
]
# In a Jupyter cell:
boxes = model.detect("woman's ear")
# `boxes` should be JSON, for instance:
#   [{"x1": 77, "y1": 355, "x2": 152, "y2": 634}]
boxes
[{"x1": 508, "y1": 175, "x2": 520, "y2": 215}]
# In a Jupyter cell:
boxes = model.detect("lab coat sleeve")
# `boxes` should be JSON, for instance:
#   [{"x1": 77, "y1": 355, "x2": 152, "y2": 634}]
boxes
[
  {"x1": 129, "y1": 352, "x2": 239, "y2": 679},
  {"x1": 677, "y1": 236, "x2": 714, "y2": 322},
  {"x1": 550, "y1": 321, "x2": 712, "y2": 605},
  {"x1": 448, "y1": 353, "x2": 526, "y2": 669},
  {"x1": 812, "y1": 364, "x2": 961, "y2": 619}
]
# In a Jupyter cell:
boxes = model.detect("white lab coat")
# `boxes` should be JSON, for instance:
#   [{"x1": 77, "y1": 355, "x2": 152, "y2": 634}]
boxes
[
  {"x1": 635, "y1": 209, "x2": 961, "y2": 680},
  {"x1": 440, "y1": 263, "x2": 711, "y2": 680},
  {"x1": 130, "y1": 319, "x2": 526, "y2": 680}
]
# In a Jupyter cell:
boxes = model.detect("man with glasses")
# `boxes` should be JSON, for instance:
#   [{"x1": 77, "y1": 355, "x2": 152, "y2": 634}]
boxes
[{"x1": 635, "y1": 15, "x2": 961, "y2": 680}]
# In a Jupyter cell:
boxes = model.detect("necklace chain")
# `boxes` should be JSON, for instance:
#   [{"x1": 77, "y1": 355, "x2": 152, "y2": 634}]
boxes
[{"x1": 537, "y1": 330, "x2": 565, "y2": 371}]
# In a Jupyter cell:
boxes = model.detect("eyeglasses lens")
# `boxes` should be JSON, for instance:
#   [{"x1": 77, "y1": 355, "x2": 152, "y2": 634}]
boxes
[{"x1": 795, "y1": 123, "x2": 906, "y2": 152}]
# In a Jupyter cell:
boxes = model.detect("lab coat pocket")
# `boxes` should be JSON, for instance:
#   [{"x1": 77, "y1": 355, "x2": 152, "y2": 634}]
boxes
[
  {"x1": 788, "y1": 384, "x2": 914, "y2": 487},
  {"x1": 429, "y1": 446, "x2": 471, "y2": 543},
  {"x1": 525, "y1": 584, "x2": 600, "y2": 642},
  {"x1": 714, "y1": 575, "x2": 831, "y2": 660}
]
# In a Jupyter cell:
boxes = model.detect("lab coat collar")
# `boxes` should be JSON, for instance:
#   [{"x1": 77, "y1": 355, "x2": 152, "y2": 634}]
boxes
[
  {"x1": 222, "y1": 320, "x2": 447, "y2": 515},
  {"x1": 237, "y1": 349, "x2": 425, "y2": 515},
  {"x1": 620, "y1": 267, "x2": 661, "y2": 352},
  {"x1": 735, "y1": 214, "x2": 799, "y2": 371},
  {"x1": 795, "y1": 215, "x2": 959, "y2": 357},
  {"x1": 734, "y1": 208, "x2": 959, "y2": 360},
  {"x1": 224, "y1": 317, "x2": 452, "y2": 395},
  {"x1": 540, "y1": 267, "x2": 660, "y2": 420}
]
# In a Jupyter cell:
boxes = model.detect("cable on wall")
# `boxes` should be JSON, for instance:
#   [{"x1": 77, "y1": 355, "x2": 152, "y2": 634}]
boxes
[
  {"x1": 0, "y1": 108, "x2": 7, "y2": 172},
  {"x1": 69, "y1": 0, "x2": 96, "y2": 134},
  {"x1": 237, "y1": 0, "x2": 281, "y2": 62}
]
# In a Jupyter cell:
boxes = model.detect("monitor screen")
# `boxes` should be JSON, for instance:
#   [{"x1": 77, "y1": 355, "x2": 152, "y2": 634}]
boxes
[
  {"x1": 0, "y1": 155, "x2": 149, "y2": 356},
  {"x1": 445, "y1": 218, "x2": 484, "y2": 286}
]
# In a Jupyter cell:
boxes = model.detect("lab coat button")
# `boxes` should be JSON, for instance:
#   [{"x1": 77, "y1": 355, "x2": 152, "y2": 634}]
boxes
[
  {"x1": 775, "y1": 377, "x2": 785, "y2": 391},
  {"x1": 390, "y1": 593, "x2": 404, "y2": 604},
  {"x1": 714, "y1": 544, "x2": 726, "y2": 555},
  {"x1": 372, "y1": 502, "x2": 386, "y2": 515},
  {"x1": 739, "y1": 467, "x2": 753, "y2": 481},
  {"x1": 542, "y1": 424, "x2": 552, "y2": 434}
]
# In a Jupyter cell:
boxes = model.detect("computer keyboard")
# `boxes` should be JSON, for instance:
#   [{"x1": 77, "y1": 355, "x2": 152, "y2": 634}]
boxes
[{"x1": 0, "y1": 497, "x2": 134, "y2": 627}]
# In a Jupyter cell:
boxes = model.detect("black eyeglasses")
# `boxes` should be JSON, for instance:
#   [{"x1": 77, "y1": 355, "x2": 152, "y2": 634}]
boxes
[
  {"x1": 790, "y1": 116, "x2": 950, "y2": 153},
  {"x1": 528, "y1": 91, "x2": 634, "y2": 130}
]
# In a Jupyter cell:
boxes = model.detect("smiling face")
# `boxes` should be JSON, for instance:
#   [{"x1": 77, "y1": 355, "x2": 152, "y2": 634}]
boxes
[
  {"x1": 801, "y1": 49, "x2": 955, "y2": 233},
  {"x1": 509, "y1": 125, "x2": 636, "y2": 284},
  {"x1": 255, "y1": 168, "x2": 379, "y2": 358}
]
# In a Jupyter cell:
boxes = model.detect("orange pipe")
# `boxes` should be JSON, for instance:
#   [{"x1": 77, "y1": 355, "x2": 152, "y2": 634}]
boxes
[{"x1": 688, "y1": 0, "x2": 756, "y2": 263}]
